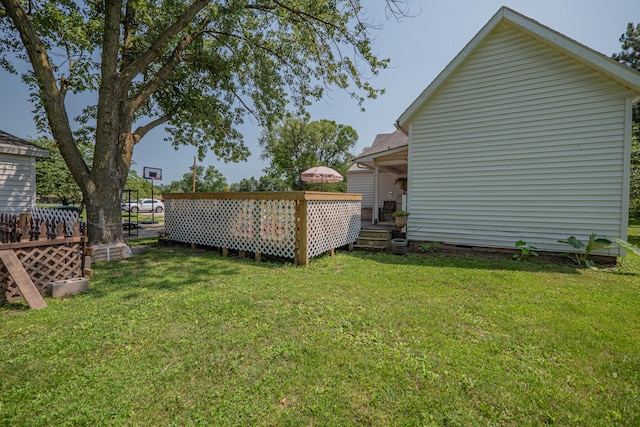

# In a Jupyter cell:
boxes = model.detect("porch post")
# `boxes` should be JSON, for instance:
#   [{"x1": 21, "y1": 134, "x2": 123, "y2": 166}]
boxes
[{"x1": 373, "y1": 164, "x2": 380, "y2": 223}]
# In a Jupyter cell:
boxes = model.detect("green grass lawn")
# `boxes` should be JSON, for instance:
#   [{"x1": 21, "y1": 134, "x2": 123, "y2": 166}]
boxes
[
  {"x1": 629, "y1": 217, "x2": 640, "y2": 246},
  {"x1": 122, "y1": 211, "x2": 164, "y2": 224},
  {"x1": 1, "y1": 228, "x2": 639, "y2": 425}
]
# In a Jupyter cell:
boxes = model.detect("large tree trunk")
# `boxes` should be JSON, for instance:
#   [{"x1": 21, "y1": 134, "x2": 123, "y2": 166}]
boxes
[
  {"x1": 83, "y1": 130, "x2": 134, "y2": 245},
  {"x1": 85, "y1": 0, "x2": 133, "y2": 246},
  {"x1": 84, "y1": 180, "x2": 124, "y2": 245},
  {"x1": 85, "y1": 122, "x2": 134, "y2": 245},
  {"x1": 83, "y1": 130, "x2": 132, "y2": 245}
]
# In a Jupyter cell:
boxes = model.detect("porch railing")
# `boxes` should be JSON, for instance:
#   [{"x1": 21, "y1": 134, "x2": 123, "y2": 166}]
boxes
[{"x1": 163, "y1": 192, "x2": 362, "y2": 266}]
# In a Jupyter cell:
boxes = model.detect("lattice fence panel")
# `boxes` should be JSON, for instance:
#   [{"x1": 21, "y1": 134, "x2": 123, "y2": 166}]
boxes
[
  {"x1": 255, "y1": 199, "x2": 298, "y2": 258},
  {"x1": 1, "y1": 243, "x2": 83, "y2": 301},
  {"x1": 165, "y1": 198, "x2": 297, "y2": 258},
  {"x1": 306, "y1": 200, "x2": 361, "y2": 258},
  {"x1": 29, "y1": 207, "x2": 79, "y2": 235}
]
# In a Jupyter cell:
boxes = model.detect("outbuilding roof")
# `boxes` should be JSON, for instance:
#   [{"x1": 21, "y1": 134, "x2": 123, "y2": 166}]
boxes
[
  {"x1": 397, "y1": 6, "x2": 640, "y2": 131},
  {"x1": 0, "y1": 129, "x2": 49, "y2": 158}
]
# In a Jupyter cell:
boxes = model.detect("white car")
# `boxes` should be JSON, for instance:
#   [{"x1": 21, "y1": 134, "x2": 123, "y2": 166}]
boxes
[{"x1": 122, "y1": 199, "x2": 164, "y2": 213}]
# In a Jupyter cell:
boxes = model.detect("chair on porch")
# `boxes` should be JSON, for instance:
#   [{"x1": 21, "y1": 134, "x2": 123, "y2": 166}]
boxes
[{"x1": 378, "y1": 200, "x2": 396, "y2": 222}]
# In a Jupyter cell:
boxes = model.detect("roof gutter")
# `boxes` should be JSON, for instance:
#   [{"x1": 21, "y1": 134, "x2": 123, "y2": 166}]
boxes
[{"x1": 394, "y1": 119, "x2": 408, "y2": 136}]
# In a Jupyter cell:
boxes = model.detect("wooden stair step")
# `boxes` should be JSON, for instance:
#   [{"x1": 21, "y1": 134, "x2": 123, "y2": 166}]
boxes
[{"x1": 353, "y1": 228, "x2": 393, "y2": 253}]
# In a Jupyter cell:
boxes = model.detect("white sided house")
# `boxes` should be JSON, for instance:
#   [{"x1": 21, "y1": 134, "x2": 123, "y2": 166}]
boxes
[
  {"x1": 0, "y1": 130, "x2": 49, "y2": 214},
  {"x1": 396, "y1": 7, "x2": 640, "y2": 254},
  {"x1": 348, "y1": 130, "x2": 408, "y2": 223}
]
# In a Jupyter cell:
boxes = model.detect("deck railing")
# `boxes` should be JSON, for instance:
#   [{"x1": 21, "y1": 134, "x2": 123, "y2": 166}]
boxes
[
  {"x1": 0, "y1": 209, "x2": 87, "y2": 302},
  {"x1": 163, "y1": 192, "x2": 362, "y2": 266}
]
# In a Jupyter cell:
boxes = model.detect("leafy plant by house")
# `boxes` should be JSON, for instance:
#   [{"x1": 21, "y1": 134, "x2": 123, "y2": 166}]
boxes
[
  {"x1": 513, "y1": 240, "x2": 538, "y2": 261},
  {"x1": 394, "y1": 177, "x2": 407, "y2": 190},
  {"x1": 558, "y1": 233, "x2": 640, "y2": 268},
  {"x1": 615, "y1": 238, "x2": 640, "y2": 257},
  {"x1": 557, "y1": 234, "x2": 614, "y2": 268},
  {"x1": 392, "y1": 210, "x2": 409, "y2": 228},
  {"x1": 419, "y1": 241, "x2": 442, "y2": 253}
]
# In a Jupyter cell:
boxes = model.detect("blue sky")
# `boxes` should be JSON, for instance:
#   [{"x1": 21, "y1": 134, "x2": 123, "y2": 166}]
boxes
[{"x1": 1, "y1": 0, "x2": 639, "y2": 184}]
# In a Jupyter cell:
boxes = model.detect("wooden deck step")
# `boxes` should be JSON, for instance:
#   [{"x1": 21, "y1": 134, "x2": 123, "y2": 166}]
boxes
[{"x1": 354, "y1": 229, "x2": 392, "y2": 252}]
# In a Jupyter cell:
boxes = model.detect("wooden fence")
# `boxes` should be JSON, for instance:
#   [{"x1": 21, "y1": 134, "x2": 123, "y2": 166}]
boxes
[
  {"x1": 163, "y1": 192, "x2": 362, "y2": 266},
  {"x1": 0, "y1": 210, "x2": 87, "y2": 302}
]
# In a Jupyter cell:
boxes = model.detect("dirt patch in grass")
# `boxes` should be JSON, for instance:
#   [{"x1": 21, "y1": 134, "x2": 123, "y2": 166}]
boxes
[{"x1": 408, "y1": 242, "x2": 617, "y2": 268}]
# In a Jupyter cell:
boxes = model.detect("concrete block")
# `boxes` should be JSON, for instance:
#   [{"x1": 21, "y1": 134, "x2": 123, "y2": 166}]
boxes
[
  {"x1": 90, "y1": 243, "x2": 133, "y2": 263},
  {"x1": 130, "y1": 244, "x2": 150, "y2": 255},
  {"x1": 49, "y1": 277, "x2": 89, "y2": 298}
]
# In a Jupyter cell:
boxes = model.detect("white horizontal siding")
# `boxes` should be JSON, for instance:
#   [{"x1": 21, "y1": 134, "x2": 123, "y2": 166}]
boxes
[
  {"x1": 407, "y1": 23, "x2": 634, "y2": 254},
  {"x1": 0, "y1": 154, "x2": 36, "y2": 214},
  {"x1": 347, "y1": 170, "x2": 403, "y2": 209},
  {"x1": 378, "y1": 172, "x2": 403, "y2": 208},
  {"x1": 347, "y1": 171, "x2": 374, "y2": 207}
]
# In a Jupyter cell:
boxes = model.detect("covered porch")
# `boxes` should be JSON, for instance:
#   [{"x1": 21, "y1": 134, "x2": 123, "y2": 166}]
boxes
[{"x1": 348, "y1": 130, "x2": 408, "y2": 225}]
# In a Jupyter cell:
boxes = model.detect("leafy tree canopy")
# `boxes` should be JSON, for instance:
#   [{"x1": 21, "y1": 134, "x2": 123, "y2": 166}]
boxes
[
  {"x1": 613, "y1": 22, "x2": 640, "y2": 123},
  {"x1": 630, "y1": 122, "x2": 640, "y2": 217},
  {"x1": 0, "y1": 0, "x2": 409, "y2": 243},
  {"x1": 124, "y1": 170, "x2": 154, "y2": 199},
  {"x1": 229, "y1": 177, "x2": 260, "y2": 192},
  {"x1": 613, "y1": 22, "x2": 640, "y2": 217},
  {"x1": 255, "y1": 174, "x2": 288, "y2": 192},
  {"x1": 260, "y1": 115, "x2": 357, "y2": 190},
  {"x1": 163, "y1": 164, "x2": 227, "y2": 192},
  {"x1": 228, "y1": 175, "x2": 288, "y2": 191},
  {"x1": 32, "y1": 136, "x2": 89, "y2": 205}
]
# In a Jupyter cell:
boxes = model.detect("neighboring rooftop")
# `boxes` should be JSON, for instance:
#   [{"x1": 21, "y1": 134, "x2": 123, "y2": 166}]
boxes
[
  {"x1": 352, "y1": 129, "x2": 408, "y2": 164},
  {"x1": 0, "y1": 129, "x2": 49, "y2": 158}
]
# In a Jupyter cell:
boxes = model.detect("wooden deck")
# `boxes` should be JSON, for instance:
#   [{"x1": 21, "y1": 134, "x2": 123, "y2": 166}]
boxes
[{"x1": 360, "y1": 219, "x2": 396, "y2": 230}]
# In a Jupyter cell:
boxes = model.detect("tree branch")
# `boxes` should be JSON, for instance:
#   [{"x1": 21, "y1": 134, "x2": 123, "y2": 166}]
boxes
[
  {"x1": 0, "y1": 0, "x2": 90, "y2": 192},
  {"x1": 122, "y1": 1, "x2": 137, "y2": 67},
  {"x1": 120, "y1": 0, "x2": 210, "y2": 82},
  {"x1": 127, "y1": 18, "x2": 208, "y2": 115},
  {"x1": 132, "y1": 115, "x2": 170, "y2": 143}
]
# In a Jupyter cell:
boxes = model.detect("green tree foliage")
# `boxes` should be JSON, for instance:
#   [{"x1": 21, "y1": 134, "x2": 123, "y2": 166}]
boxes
[
  {"x1": 256, "y1": 175, "x2": 288, "y2": 192},
  {"x1": 631, "y1": 123, "x2": 640, "y2": 217},
  {"x1": 32, "y1": 137, "x2": 86, "y2": 205},
  {"x1": 0, "y1": 0, "x2": 407, "y2": 243},
  {"x1": 164, "y1": 165, "x2": 227, "y2": 193},
  {"x1": 229, "y1": 177, "x2": 259, "y2": 192},
  {"x1": 613, "y1": 23, "x2": 640, "y2": 123},
  {"x1": 260, "y1": 116, "x2": 358, "y2": 190},
  {"x1": 228, "y1": 175, "x2": 288, "y2": 192},
  {"x1": 613, "y1": 22, "x2": 640, "y2": 217},
  {"x1": 124, "y1": 170, "x2": 154, "y2": 199}
]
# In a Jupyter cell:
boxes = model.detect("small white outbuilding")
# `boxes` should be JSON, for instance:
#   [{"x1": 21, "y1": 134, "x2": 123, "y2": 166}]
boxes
[
  {"x1": 0, "y1": 130, "x2": 49, "y2": 214},
  {"x1": 396, "y1": 7, "x2": 640, "y2": 254}
]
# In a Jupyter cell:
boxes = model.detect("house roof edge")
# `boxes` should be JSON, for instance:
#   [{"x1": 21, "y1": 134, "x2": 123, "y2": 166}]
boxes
[{"x1": 397, "y1": 6, "x2": 640, "y2": 129}]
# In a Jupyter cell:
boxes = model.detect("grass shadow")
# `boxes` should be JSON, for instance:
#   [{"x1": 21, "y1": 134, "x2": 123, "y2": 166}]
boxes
[
  {"x1": 85, "y1": 246, "x2": 245, "y2": 297},
  {"x1": 0, "y1": 299, "x2": 30, "y2": 312}
]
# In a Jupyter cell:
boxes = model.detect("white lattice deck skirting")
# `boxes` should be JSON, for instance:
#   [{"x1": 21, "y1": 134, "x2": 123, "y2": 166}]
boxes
[{"x1": 163, "y1": 192, "x2": 362, "y2": 266}]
